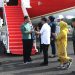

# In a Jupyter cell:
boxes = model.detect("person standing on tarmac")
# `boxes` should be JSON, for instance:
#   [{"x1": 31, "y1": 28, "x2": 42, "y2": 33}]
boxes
[
  {"x1": 35, "y1": 17, "x2": 51, "y2": 66},
  {"x1": 21, "y1": 16, "x2": 33, "y2": 64},
  {"x1": 71, "y1": 18, "x2": 75, "y2": 55},
  {"x1": 56, "y1": 21, "x2": 72, "y2": 69},
  {"x1": 48, "y1": 16, "x2": 56, "y2": 58}
]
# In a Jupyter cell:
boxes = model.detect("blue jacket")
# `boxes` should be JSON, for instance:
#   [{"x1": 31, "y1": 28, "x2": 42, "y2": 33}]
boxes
[{"x1": 49, "y1": 22, "x2": 56, "y2": 40}]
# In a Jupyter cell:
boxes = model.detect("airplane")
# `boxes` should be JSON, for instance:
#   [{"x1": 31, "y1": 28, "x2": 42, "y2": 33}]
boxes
[{"x1": 0, "y1": 0, "x2": 75, "y2": 55}]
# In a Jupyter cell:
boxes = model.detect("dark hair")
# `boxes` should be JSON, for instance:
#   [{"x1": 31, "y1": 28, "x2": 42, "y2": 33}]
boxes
[
  {"x1": 41, "y1": 17, "x2": 47, "y2": 22},
  {"x1": 24, "y1": 16, "x2": 28, "y2": 19},
  {"x1": 38, "y1": 22, "x2": 43, "y2": 29},
  {"x1": 72, "y1": 18, "x2": 75, "y2": 22},
  {"x1": 48, "y1": 16, "x2": 55, "y2": 22}
]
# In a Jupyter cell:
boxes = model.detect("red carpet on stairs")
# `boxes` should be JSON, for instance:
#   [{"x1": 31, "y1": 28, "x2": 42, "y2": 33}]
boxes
[{"x1": 5, "y1": 6, "x2": 36, "y2": 55}]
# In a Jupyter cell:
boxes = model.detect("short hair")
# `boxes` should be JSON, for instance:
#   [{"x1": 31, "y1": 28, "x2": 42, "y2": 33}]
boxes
[
  {"x1": 24, "y1": 16, "x2": 28, "y2": 19},
  {"x1": 41, "y1": 17, "x2": 47, "y2": 22},
  {"x1": 48, "y1": 16, "x2": 55, "y2": 22},
  {"x1": 72, "y1": 18, "x2": 75, "y2": 22}
]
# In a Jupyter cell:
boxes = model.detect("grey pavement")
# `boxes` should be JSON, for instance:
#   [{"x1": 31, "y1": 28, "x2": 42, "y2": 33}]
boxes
[{"x1": 0, "y1": 41, "x2": 75, "y2": 75}]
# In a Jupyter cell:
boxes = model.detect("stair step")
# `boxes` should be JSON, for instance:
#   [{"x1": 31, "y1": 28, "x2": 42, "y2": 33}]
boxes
[
  {"x1": 9, "y1": 45, "x2": 23, "y2": 48},
  {"x1": 8, "y1": 25, "x2": 22, "y2": 27},
  {"x1": 9, "y1": 47, "x2": 23, "y2": 49},
  {"x1": 9, "y1": 32, "x2": 21, "y2": 34},
  {"x1": 7, "y1": 17, "x2": 24, "y2": 19},
  {"x1": 10, "y1": 50, "x2": 23, "y2": 55},
  {"x1": 9, "y1": 31, "x2": 21, "y2": 34},
  {"x1": 9, "y1": 38, "x2": 22, "y2": 41},
  {"x1": 10, "y1": 42, "x2": 22, "y2": 44},
  {"x1": 8, "y1": 27, "x2": 21, "y2": 29},
  {"x1": 5, "y1": 9, "x2": 22, "y2": 11},
  {"x1": 6, "y1": 13, "x2": 23, "y2": 15},
  {"x1": 7, "y1": 22, "x2": 23, "y2": 24},
  {"x1": 8, "y1": 26, "x2": 21, "y2": 28},
  {"x1": 5, "y1": 8, "x2": 22, "y2": 10},
  {"x1": 9, "y1": 50, "x2": 23, "y2": 54},
  {"x1": 8, "y1": 23, "x2": 22, "y2": 25},
  {"x1": 9, "y1": 36, "x2": 22, "y2": 39},
  {"x1": 7, "y1": 15, "x2": 24, "y2": 19},
  {"x1": 7, "y1": 21, "x2": 23, "y2": 22},
  {"x1": 5, "y1": 7, "x2": 21, "y2": 9},
  {"x1": 9, "y1": 46, "x2": 23, "y2": 49},
  {"x1": 8, "y1": 24, "x2": 21, "y2": 26},
  {"x1": 7, "y1": 17, "x2": 24, "y2": 22},
  {"x1": 10, "y1": 49, "x2": 23, "y2": 51},
  {"x1": 10, "y1": 41, "x2": 22, "y2": 43},
  {"x1": 5, "y1": 6, "x2": 21, "y2": 8},
  {"x1": 5, "y1": 9, "x2": 23, "y2": 12},
  {"x1": 6, "y1": 13, "x2": 23, "y2": 16},
  {"x1": 9, "y1": 36, "x2": 22, "y2": 38},
  {"x1": 7, "y1": 20, "x2": 24, "y2": 22},
  {"x1": 5, "y1": 7, "x2": 22, "y2": 10},
  {"x1": 9, "y1": 33, "x2": 22, "y2": 36},
  {"x1": 8, "y1": 28, "x2": 21, "y2": 31},
  {"x1": 10, "y1": 43, "x2": 23, "y2": 46},
  {"x1": 9, "y1": 35, "x2": 22, "y2": 38},
  {"x1": 9, "y1": 37, "x2": 22, "y2": 39},
  {"x1": 6, "y1": 15, "x2": 23, "y2": 17}
]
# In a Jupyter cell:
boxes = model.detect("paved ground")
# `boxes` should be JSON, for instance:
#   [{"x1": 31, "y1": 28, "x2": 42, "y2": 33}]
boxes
[{"x1": 0, "y1": 41, "x2": 75, "y2": 75}]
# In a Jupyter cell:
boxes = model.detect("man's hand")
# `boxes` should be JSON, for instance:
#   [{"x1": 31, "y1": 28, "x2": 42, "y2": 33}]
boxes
[
  {"x1": 35, "y1": 31, "x2": 41, "y2": 35},
  {"x1": 30, "y1": 30, "x2": 34, "y2": 34}
]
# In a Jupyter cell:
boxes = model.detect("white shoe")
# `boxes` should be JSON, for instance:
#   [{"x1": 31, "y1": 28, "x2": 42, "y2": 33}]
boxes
[
  {"x1": 67, "y1": 61, "x2": 72, "y2": 69},
  {"x1": 64, "y1": 59, "x2": 72, "y2": 69},
  {"x1": 57, "y1": 64, "x2": 65, "y2": 69}
]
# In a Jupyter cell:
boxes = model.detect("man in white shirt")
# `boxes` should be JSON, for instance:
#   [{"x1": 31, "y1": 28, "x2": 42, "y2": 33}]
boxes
[{"x1": 35, "y1": 17, "x2": 51, "y2": 66}]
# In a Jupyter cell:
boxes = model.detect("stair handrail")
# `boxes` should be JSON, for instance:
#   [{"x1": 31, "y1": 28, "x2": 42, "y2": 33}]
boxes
[
  {"x1": 3, "y1": 3, "x2": 10, "y2": 53},
  {"x1": 21, "y1": 0, "x2": 30, "y2": 16}
]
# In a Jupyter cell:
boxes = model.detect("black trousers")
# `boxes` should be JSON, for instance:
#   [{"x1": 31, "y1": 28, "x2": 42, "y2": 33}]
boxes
[
  {"x1": 41, "y1": 44, "x2": 49, "y2": 64},
  {"x1": 51, "y1": 40, "x2": 56, "y2": 55},
  {"x1": 22, "y1": 39, "x2": 33, "y2": 62},
  {"x1": 73, "y1": 41, "x2": 75, "y2": 54}
]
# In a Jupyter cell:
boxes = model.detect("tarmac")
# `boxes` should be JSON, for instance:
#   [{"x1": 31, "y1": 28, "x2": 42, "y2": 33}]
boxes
[{"x1": 0, "y1": 41, "x2": 75, "y2": 75}]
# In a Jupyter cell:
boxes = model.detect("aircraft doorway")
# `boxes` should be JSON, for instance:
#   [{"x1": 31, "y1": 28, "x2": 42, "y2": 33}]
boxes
[{"x1": 7, "y1": 0, "x2": 18, "y2": 6}]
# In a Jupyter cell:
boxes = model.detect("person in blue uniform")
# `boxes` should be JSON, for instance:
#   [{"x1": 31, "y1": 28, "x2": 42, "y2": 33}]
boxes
[{"x1": 48, "y1": 16, "x2": 56, "y2": 58}]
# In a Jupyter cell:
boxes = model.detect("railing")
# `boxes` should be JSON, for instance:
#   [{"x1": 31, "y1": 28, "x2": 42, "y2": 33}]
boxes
[
  {"x1": 21, "y1": 0, "x2": 31, "y2": 16},
  {"x1": 3, "y1": 1, "x2": 10, "y2": 53}
]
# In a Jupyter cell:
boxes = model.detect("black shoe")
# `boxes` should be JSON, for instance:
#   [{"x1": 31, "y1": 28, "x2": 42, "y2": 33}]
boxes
[
  {"x1": 40, "y1": 62, "x2": 48, "y2": 66},
  {"x1": 27, "y1": 58, "x2": 32, "y2": 62}
]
